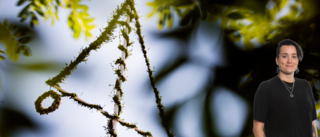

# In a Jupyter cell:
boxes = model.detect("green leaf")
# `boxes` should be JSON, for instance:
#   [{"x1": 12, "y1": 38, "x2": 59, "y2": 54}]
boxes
[
  {"x1": 13, "y1": 30, "x2": 22, "y2": 37},
  {"x1": 227, "y1": 12, "x2": 245, "y2": 19},
  {"x1": 16, "y1": 45, "x2": 31, "y2": 56},
  {"x1": 18, "y1": 37, "x2": 31, "y2": 44},
  {"x1": 78, "y1": 5, "x2": 88, "y2": 11},
  {"x1": 17, "y1": 0, "x2": 27, "y2": 6},
  {"x1": 35, "y1": 8, "x2": 45, "y2": 17},
  {"x1": 31, "y1": 13, "x2": 39, "y2": 26},
  {"x1": 67, "y1": 15, "x2": 73, "y2": 28},
  {"x1": 17, "y1": 0, "x2": 62, "y2": 27},
  {"x1": 54, "y1": 10, "x2": 59, "y2": 20},
  {"x1": 158, "y1": 10, "x2": 165, "y2": 29},
  {"x1": 0, "y1": 21, "x2": 32, "y2": 61},
  {"x1": 18, "y1": 4, "x2": 30, "y2": 18},
  {"x1": 67, "y1": 0, "x2": 95, "y2": 39},
  {"x1": 3, "y1": 19, "x2": 8, "y2": 27},
  {"x1": 0, "y1": 23, "x2": 20, "y2": 62},
  {"x1": 21, "y1": 45, "x2": 32, "y2": 56},
  {"x1": 55, "y1": 0, "x2": 61, "y2": 6},
  {"x1": 0, "y1": 55, "x2": 5, "y2": 60},
  {"x1": 180, "y1": 8, "x2": 198, "y2": 26},
  {"x1": 13, "y1": 28, "x2": 28, "y2": 37},
  {"x1": 167, "y1": 13, "x2": 173, "y2": 28},
  {"x1": 20, "y1": 15, "x2": 28, "y2": 23},
  {"x1": 73, "y1": 22, "x2": 81, "y2": 38},
  {"x1": 8, "y1": 24, "x2": 17, "y2": 31},
  {"x1": 40, "y1": 0, "x2": 47, "y2": 5},
  {"x1": 30, "y1": 21, "x2": 34, "y2": 28}
]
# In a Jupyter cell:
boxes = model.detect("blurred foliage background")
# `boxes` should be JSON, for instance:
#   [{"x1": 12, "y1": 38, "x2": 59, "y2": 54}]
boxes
[
  {"x1": 1, "y1": 0, "x2": 320, "y2": 137},
  {"x1": 148, "y1": 0, "x2": 320, "y2": 136}
]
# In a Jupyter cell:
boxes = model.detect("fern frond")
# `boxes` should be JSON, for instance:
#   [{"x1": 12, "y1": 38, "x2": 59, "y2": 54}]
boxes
[{"x1": 0, "y1": 20, "x2": 32, "y2": 62}]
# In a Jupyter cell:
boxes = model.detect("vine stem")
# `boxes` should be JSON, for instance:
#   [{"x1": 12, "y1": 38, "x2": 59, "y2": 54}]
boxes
[
  {"x1": 129, "y1": 1, "x2": 174, "y2": 136},
  {"x1": 53, "y1": 85, "x2": 152, "y2": 136},
  {"x1": 111, "y1": 1, "x2": 132, "y2": 136},
  {"x1": 53, "y1": 85, "x2": 114, "y2": 118}
]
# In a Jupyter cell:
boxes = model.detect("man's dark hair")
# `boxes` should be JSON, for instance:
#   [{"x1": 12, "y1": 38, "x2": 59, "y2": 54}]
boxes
[{"x1": 276, "y1": 39, "x2": 303, "y2": 61}]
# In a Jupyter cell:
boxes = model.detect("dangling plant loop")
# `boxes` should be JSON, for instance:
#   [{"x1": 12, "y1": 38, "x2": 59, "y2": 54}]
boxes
[{"x1": 35, "y1": 90, "x2": 61, "y2": 115}]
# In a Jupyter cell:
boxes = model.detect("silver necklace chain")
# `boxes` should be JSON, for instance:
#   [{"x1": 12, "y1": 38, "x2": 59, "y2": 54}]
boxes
[{"x1": 278, "y1": 76, "x2": 295, "y2": 98}]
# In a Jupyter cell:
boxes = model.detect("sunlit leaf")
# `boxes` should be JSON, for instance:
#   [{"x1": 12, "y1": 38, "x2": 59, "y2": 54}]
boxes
[
  {"x1": 78, "y1": 4, "x2": 88, "y2": 10},
  {"x1": 35, "y1": 8, "x2": 45, "y2": 17},
  {"x1": 54, "y1": 10, "x2": 59, "y2": 20},
  {"x1": 18, "y1": 0, "x2": 95, "y2": 38},
  {"x1": 147, "y1": 0, "x2": 198, "y2": 29},
  {"x1": 17, "y1": 0, "x2": 62, "y2": 27},
  {"x1": 67, "y1": 0, "x2": 95, "y2": 39},
  {"x1": 31, "y1": 13, "x2": 38, "y2": 26},
  {"x1": 167, "y1": 13, "x2": 173, "y2": 28}
]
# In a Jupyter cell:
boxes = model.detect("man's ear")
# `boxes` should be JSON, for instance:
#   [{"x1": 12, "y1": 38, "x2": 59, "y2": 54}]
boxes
[{"x1": 275, "y1": 57, "x2": 278, "y2": 66}]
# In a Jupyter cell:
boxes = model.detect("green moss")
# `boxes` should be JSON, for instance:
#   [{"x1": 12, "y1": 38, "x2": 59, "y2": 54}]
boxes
[{"x1": 34, "y1": 90, "x2": 61, "y2": 115}]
